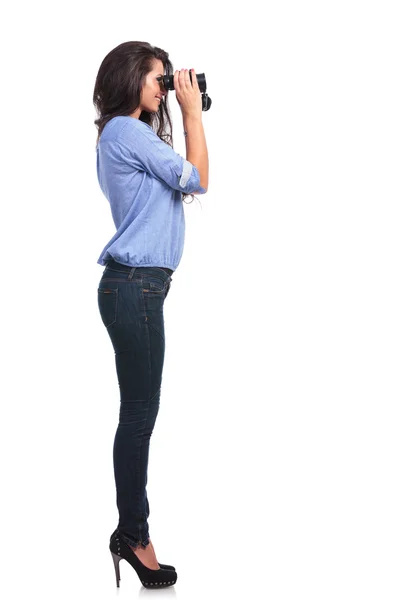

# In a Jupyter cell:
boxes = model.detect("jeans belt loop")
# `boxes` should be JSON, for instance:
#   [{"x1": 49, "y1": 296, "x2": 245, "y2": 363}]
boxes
[{"x1": 128, "y1": 266, "x2": 137, "y2": 280}]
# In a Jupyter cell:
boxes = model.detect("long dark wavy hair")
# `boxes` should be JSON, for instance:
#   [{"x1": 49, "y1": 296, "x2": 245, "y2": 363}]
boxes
[{"x1": 93, "y1": 41, "x2": 198, "y2": 205}]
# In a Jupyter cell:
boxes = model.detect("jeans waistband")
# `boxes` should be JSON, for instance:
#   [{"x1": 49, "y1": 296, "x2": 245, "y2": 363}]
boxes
[{"x1": 105, "y1": 259, "x2": 173, "y2": 277}]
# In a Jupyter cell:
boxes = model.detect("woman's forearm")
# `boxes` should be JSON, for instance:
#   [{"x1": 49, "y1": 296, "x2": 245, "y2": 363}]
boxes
[{"x1": 183, "y1": 115, "x2": 209, "y2": 191}]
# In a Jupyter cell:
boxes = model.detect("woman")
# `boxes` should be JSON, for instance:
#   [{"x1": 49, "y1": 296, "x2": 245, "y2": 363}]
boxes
[{"x1": 92, "y1": 41, "x2": 208, "y2": 589}]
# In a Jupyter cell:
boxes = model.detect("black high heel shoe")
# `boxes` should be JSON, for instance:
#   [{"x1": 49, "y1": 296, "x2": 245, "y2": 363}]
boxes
[
  {"x1": 110, "y1": 531, "x2": 178, "y2": 589},
  {"x1": 110, "y1": 529, "x2": 175, "y2": 571}
]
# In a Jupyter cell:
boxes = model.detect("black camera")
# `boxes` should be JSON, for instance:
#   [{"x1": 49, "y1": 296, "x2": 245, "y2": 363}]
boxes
[{"x1": 159, "y1": 72, "x2": 212, "y2": 111}]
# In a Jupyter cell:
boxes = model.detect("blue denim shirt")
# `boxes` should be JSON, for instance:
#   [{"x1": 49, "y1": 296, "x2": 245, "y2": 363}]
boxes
[{"x1": 96, "y1": 116, "x2": 206, "y2": 270}]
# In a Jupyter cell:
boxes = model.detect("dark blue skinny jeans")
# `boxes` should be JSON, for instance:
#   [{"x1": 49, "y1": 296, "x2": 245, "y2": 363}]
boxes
[{"x1": 97, "y1": 259, "x2": 173, "y2": 549}]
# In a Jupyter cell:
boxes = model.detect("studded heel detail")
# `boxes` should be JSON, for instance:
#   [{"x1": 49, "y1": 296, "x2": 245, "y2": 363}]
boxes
[{"x1": 109, "y1": 529, "x2": 177, "y2": 589}]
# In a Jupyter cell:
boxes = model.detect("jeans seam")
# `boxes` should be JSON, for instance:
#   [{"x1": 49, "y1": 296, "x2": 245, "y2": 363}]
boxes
[{"x1": 140, "y1": 282, "x2": 152, "y2": 530}]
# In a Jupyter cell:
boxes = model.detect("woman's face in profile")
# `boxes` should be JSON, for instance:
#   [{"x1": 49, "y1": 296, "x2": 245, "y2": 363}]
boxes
[{"x1": 130, "y1": 59, "x2": 167, "y2": 118}]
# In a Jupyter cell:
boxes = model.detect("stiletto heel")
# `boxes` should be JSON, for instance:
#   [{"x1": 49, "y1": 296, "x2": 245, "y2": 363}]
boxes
[
  {"x1": 109, "y1": 529, "x2": 178, "y2": 589},
  {"x1": 111, "y1": 551, "x2": 122, "y2": 587}
]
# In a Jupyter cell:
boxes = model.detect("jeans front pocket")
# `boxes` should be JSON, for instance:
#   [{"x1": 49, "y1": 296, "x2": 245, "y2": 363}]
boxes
[
  {"x1": 164, "y1": 279, "x2": 172, "y2": 298},
  {"x1": 142, "y1": 275, "x2": 167, "y2": 295},
  {"x1": 97, "y1": 287, "x2": 118, "y2": 327}
]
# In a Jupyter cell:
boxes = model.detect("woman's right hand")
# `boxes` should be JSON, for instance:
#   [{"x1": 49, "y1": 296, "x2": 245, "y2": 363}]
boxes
[{"x1": 174, "y1": 69, "x2": 202, "y2": 118}]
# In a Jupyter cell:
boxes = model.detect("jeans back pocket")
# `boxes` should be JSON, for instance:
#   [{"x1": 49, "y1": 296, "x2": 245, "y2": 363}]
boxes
[{"x1": 97, "y1": 287, "x2": 118, "y2": 327}]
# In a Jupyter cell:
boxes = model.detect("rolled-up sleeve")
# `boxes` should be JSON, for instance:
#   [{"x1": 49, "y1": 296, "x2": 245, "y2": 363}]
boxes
[{"x1": 119, "y1": 121, "x2": 207, "y2": 194}]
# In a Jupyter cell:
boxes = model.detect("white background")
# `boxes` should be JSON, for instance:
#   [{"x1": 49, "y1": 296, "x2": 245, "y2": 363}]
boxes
[{"x1": 1, "y1": 1, "x2": 399, "y2": 598}]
